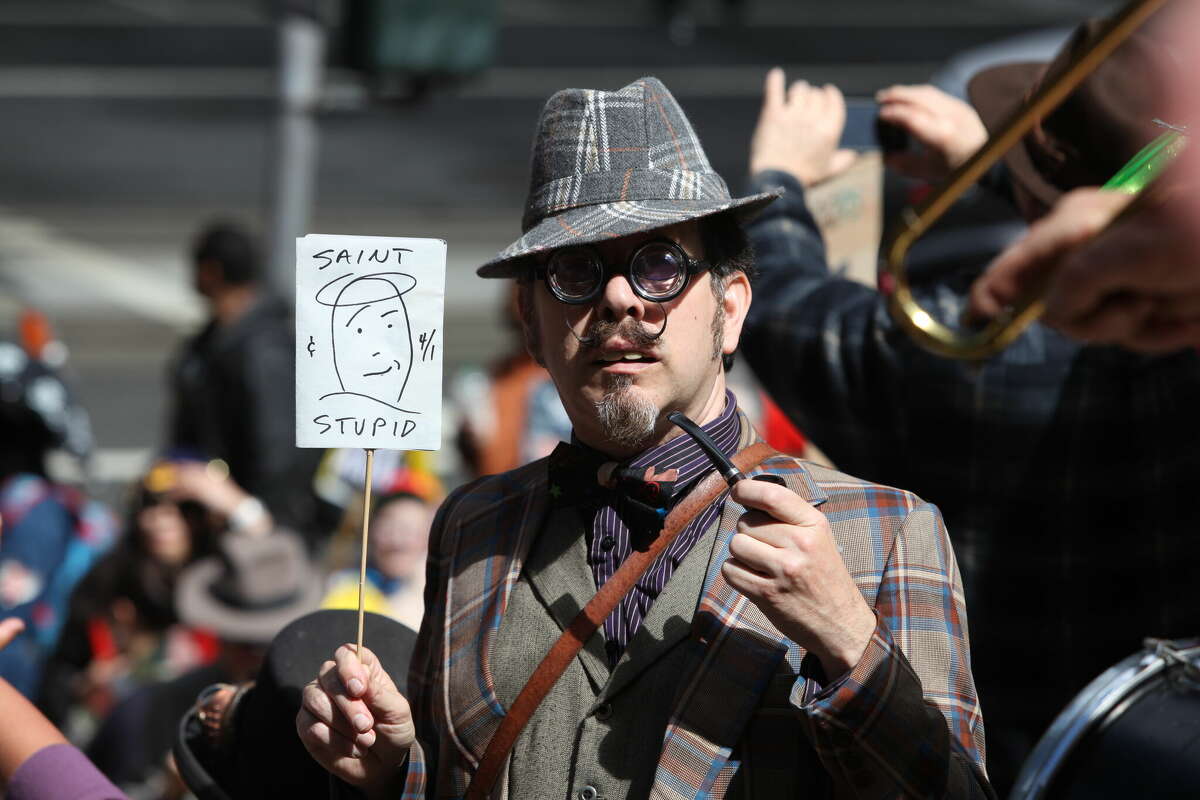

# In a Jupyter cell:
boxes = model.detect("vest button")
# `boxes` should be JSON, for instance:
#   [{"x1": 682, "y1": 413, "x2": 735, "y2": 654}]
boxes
[
  {"x1": 579, "y1": 785, "x2": 598, "y2": 800},
  {"x1": 594, "y1": 702, "x2": 613, "y2": 721}
]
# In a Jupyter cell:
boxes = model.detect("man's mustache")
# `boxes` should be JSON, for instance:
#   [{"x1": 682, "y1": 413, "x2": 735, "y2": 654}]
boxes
[{"x1": 576, "y1": 317, "x2": 665, "y2": 350}]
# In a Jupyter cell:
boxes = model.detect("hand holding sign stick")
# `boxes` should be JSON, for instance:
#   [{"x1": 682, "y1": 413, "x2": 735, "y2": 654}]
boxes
[{"x1": 296, "y1": 234, "x2": 445, "y2": 657}]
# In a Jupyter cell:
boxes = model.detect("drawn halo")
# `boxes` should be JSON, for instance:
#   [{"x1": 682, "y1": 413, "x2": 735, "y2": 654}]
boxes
[{"x1": 315, "y1": 271, "x2": 416, "y2": 307}]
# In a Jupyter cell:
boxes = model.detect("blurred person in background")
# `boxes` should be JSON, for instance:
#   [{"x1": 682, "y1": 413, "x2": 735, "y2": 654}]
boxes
[
  {"x1": 313, "y1": 449, "x2": 441, "y2": 580},
  {"x1": 453, "y1": 283, "x2": 572, "y2": 478},
  {"x1": 314, "y1": 448, "x2": 442, "y2": 515},
  {"x1": 38, "y1": 460, "x2": 273, "y2": 740},
  {"x1": 321, "y1": 490, "x2": 431, "y2": 630},
  {"x1": 0, "y1": 337, "x2": 118, "y2": 699},
  {"x1": 83, "y1": 530, "x2": 320, "y2": 799},
  {"x1": 168, "y1": 220, "x2": 324, "y2": 549},
  {"x1": 738, "y1": 19, "x2": 1199, "y2": 793}
]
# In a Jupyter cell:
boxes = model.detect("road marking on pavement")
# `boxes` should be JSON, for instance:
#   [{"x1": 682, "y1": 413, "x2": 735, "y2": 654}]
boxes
[
  {"x1": 0, "y1": 2, "x2": 265, "y2": 25},
  {"x1": 0, "y1": 208, "x2": 204, "y2": 329},
  {"x1": 47, "y1": 447, "x2": 152, "y2": 484},
  {"x1": 0, "y1": 64, "x2": 938, "y2": 100},
  {"x1": 457, "y1": 65, "x2": 942, "y2": 98},
  {"x1": 0, "y1": 67, "x2": 365, "y2": 101}
]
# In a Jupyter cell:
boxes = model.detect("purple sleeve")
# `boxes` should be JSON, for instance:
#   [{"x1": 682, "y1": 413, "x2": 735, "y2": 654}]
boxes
[{"x1": 8, "y1": 743, "x2": 128, "y2": 800}]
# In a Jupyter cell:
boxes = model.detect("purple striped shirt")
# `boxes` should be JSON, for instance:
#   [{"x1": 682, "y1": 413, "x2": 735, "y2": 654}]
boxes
[{"x1": 588, "y1": 391, "x2": 741, "y2": 665}]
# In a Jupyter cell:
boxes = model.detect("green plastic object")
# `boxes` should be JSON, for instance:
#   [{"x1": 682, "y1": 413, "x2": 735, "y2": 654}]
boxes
[
  {"x1": 345, "y1": 0, "x2": 498, "y2": 77},
  {"x1": 1102, "y1": 129, "x2": 1188, "y2": 194}
]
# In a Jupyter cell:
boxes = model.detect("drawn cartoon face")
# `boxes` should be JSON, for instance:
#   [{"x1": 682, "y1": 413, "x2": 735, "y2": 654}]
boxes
[{"x1": 331, "y1": 276, "x2": 414, "y2": 404}]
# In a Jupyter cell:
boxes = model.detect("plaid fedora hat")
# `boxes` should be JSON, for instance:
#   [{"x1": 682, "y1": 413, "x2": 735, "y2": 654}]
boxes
[{"x1": 477, "y1": 76, "x2": 781, "y2": 278}]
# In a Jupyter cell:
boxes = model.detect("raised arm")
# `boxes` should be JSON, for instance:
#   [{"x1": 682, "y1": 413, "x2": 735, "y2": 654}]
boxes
[{"x1": 741, "y1": 71, "x2": 907, "y2": 477}]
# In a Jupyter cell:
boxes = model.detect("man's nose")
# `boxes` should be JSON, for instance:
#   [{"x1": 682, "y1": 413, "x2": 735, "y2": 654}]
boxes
[{"x1": 595, "y1": 271, "x2": 646, "y2": 321}]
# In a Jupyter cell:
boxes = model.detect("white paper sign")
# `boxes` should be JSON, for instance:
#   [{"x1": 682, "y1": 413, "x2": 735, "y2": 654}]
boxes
[{"x1": 295, "y1": 234, "x2": 445, "y2": 451}]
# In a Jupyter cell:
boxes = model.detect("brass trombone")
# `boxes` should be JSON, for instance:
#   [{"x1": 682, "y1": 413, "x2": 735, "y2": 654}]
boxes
[{"x1": 880, "y1": 0, "x2": 1180, "y2": 360}]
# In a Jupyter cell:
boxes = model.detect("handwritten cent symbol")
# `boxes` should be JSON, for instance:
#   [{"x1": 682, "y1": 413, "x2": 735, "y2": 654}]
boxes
[{"x1": 418, "y1": 328, "x2": 437, "y2": 362}]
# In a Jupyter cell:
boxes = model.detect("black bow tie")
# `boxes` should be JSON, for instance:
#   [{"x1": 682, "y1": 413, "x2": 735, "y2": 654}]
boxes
[{"x1": 546, "y1": 442, "x2": 680, "y2": 535}]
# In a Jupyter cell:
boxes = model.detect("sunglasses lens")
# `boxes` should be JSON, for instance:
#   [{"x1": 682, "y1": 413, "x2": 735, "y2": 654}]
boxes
[
  {"x1": 631, "y1": 242, "x2": 687, "y2": 299},
  {"x1": 547, "y1": 248, "x2": 602, "y2": 301}
]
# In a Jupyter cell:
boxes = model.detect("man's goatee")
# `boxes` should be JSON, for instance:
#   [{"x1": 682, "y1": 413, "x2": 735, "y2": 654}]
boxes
[{"x1": 595, "y1": 374, "x2": 659, "y2": 450}]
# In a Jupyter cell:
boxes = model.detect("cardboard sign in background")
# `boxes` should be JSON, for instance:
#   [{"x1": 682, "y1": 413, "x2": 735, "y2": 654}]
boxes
[
  {"x1": 806, "y1": 150, "x2": 883, "y2": 288},
  {"x1": 295, "y1": 234, "x2": 445, "y2": 450}
]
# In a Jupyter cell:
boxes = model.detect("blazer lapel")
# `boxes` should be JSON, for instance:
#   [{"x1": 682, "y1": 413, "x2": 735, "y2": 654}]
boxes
[
  {"x1": 443, "y1": 463, "x2": 551, "y2": 766},
  {"x1": 521, "y1": 505, "x2": 611, "y2": 691}
]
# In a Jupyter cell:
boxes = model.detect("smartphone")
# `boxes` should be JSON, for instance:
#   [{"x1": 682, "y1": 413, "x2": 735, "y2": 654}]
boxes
[
  {"x1": 874, "y1": 116, "x2": 911, "y2": 154},
  {"x1": 844, "y1": 99, "x2": 909, "y2": 154}
]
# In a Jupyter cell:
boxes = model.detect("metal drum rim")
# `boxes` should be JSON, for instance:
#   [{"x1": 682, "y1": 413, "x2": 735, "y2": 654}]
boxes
[{"x1": 1008, "y1": 638, "x2": 1200, "y2": 800}]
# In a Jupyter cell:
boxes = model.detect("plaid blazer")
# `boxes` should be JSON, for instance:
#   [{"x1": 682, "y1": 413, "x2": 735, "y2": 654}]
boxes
[{"x1": 400, "y1": 418, "x2": 992, "y2": 799}]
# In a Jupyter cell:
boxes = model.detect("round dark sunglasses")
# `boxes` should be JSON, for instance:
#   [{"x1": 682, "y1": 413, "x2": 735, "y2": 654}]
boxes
[{"x1": 534, "y1": 239, "x2": 710, "y2": 305}]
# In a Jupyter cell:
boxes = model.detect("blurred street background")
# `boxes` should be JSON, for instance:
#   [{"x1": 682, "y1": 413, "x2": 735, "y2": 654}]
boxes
[{"x1": 0, "y1": 0, "x2": 1112, "y2": 502}]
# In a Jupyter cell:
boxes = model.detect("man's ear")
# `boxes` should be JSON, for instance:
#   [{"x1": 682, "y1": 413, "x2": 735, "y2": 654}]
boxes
[
  {"x1": 720, "y1": 271, "x2": 752, "y2": 355},
  {"x1": 515, "y1": 281, "x2": 546, "y2": 366}
]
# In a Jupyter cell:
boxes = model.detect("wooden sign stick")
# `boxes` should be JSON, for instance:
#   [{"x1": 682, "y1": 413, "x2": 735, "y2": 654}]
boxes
[{"x1": 356, "y1": 448, "x2": 376, "y2": 655}]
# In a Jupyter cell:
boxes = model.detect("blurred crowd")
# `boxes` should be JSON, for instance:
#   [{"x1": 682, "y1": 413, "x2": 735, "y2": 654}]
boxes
[
  {"x1": 0, "y1": 218, "x2": 454, "y2": 797},
  {"x1": 0, "y1": 2, "x2": 1197, "y2": 799},
  {"x1": 0, "y1": 211, "x2": 808, "y2": 796}
]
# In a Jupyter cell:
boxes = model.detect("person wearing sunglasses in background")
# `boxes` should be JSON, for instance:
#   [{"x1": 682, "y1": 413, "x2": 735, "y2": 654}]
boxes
[
  {"x1": 738, "y1": 19, "x2": 1200, "y2": 795},
  {"x1": 297, "y1": 77, "x2": 992, "y2": 799}
]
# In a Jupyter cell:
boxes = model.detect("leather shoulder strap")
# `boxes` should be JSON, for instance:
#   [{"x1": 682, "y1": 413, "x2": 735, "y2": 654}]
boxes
[{"x1": 465, "y1": 441, "x2": 779, "y2": 799}]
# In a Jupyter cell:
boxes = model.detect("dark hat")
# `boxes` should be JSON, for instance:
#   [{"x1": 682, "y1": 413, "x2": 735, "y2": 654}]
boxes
[
  {"x1": 176, "y1": 533, "x2": 323, "y2": 645},
  {"x1": 967, "y1": 18, "x2": 1177, "y2": 209},
  {"x1": 0, "y1": 338, "x2": 93, "y2": 459},
  {"x1": 477, "y1": 76, "x2": 780, "y2": 279},
  {"x1": 174, "y1": 609, "x2": 418, "y2": 800}
]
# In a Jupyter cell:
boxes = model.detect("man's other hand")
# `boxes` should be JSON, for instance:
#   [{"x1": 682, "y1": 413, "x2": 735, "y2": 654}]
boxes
[
  {"x1": 969, "y1": 187, "x2": 1200, "y2": 354},
  {"x1": 750, "y1": 68, "x2": 857, "y2": 187},
  {"x1": 297, "y1": 643, "x2": 416, "y2": 798},
  {"x1": 875, "y1": 84, "x2": 987, "y2": 182},
  {"x1": 723, "y1": 479, "x2": 876, "y2": 679}
]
